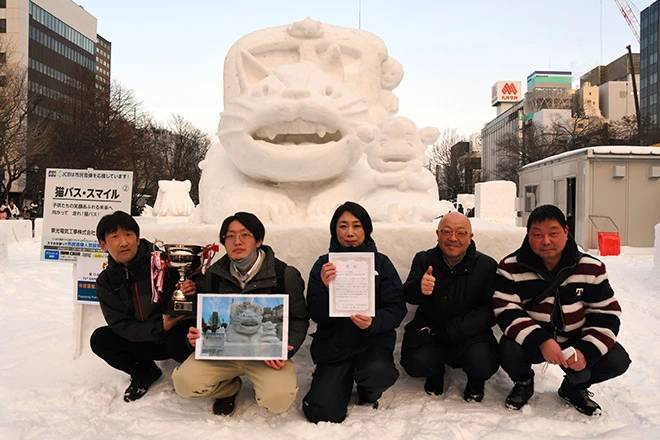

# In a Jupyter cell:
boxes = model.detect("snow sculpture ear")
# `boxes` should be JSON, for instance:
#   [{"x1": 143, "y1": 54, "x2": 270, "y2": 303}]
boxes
[
  {"x1": 320, "y1": 44, "x2": 345, "y2": 81},
  {"x1": 238, "y1": 50, "x2": 271, "y2": 93},
  {"x1": 419, "y1": 127, "x2": 440, "y2": 145},
  {"x1": 381, "y1": 57, "x2": 404, "y2": 90},
  {"x1": 356, "y1": 125, "x2": 377, "y2": 143}
]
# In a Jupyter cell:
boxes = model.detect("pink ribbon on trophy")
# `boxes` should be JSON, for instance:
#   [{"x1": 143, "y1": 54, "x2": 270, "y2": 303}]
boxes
[
  {"x1": 200, "y1": 243, "x2": 219, "y2": 275},
  {"x1": 150, "y1": 251, "x2": 166, "y2": 304}
]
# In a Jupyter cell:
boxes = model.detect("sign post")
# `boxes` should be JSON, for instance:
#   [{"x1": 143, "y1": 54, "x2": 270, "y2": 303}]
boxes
[{"x1": 41, "y1": 168, "x2": 133, "y2": 357}]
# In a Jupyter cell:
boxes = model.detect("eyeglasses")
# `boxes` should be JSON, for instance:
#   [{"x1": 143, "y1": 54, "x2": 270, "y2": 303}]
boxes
[
  {"x1": 438, "y1": 228, "x2": 470, "y2": 239},
  {"x1": 224, "y1": 232, "x2": 254, "y2": 242}
]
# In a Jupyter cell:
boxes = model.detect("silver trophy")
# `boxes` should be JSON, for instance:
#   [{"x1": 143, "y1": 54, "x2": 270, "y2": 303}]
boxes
[{"x1": 163, "y1": 244, "x2": 203, "y2": 316}]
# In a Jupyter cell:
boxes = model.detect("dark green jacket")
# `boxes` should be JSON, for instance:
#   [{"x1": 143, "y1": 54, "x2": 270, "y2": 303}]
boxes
[{"x1": 198, "y1": 245, "x2": 309, "y2": 357}]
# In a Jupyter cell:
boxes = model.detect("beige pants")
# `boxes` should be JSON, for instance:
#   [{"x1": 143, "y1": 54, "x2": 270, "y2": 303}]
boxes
[{"x1": 172, "y1": 354, "x2": 297, "y2": 414}]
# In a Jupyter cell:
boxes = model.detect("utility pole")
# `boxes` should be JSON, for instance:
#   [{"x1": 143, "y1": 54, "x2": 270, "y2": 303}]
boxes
[
  {"x1": 358, "y1": 0, "x2": 362, "y2": 29},
  {"x1": 626, "y1": 45, "x2": 642, "y2": 143}
]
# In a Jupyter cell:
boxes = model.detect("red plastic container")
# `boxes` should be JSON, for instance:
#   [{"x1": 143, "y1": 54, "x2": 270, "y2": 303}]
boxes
[{"x1": 597, "y1": 232, "x2": 621, "y2": 256}]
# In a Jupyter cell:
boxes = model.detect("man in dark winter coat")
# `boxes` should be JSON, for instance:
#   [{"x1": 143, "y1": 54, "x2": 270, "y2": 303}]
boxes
[
  {"x1": 494, "y1": 204, "x2": 630, "y2": 416},
  {"x1": 90, "y1": 211, "x2": 195, "y2": 402},
  {"x1": 172, "y1": 212, "x2": 309, "y2": 416},
  {"x1": 400, "y1": 211, "x2": 499, "y2": 402}
]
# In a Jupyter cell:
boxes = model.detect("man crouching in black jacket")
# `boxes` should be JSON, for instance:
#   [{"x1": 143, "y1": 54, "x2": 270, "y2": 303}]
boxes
[
  {"x1": 400, "y1": 212, "x2": 499, "y2": 402},
  {"x1": 90, "y1": 211, "x2": 195, "y2": 402}
]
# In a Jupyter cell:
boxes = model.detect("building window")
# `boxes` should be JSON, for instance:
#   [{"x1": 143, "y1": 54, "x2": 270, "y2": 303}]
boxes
[
  {"x1": 0, "y1": 0, "x2": 5, "y2": 8},
  {"x1": 524, "y1": 185, "x2": 539, "y2": 212},
  {"x1": 0, "y1": 52, "x2": 5, "y2": 64},
  {"x1": 0, "y1": 19, "x2": 6, "y2": 33}
]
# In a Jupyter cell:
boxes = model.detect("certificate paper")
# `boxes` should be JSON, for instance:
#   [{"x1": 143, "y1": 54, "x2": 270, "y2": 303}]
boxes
[{"x1": 328, "y1": 252, "x2": 375, "y2": 317}]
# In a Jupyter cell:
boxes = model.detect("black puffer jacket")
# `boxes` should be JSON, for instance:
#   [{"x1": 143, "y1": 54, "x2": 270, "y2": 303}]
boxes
[
  {"x1": 96, "y1": 239, "x2": 179, "y2": 343},
  {"x1": 403, "y1": 241, "x2": 497, "y2": 348},
  {"x1": 307, "y1": 239, "x2": 407, "y2": 364},
  {"x1": 198, "y1": 245, "x2": 309, "y2": 357}
]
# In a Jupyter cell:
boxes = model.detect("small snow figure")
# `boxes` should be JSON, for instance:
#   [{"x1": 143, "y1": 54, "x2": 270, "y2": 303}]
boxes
[
  {"x1": 152, "y1": 179, "x2": 195, "y2": 217},
  {"x1": 361, "y1": 116, "x2": 444, "y2": 222}
]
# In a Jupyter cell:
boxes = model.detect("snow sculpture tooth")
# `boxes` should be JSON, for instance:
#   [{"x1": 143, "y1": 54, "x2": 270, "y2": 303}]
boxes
[{"x1": 267, "y1": 127, "x2": 277, "y2": 140}]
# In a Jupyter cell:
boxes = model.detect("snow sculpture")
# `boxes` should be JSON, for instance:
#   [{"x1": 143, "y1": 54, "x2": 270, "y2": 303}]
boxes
[
  {"x1": 198, "y1": 17, "x2": 443, "y2": 223},
  {"x1": 225, "y1": 301, "x2": 280, "y2": 344},
  {"x1": 152, "y1": 180, "x2": 195, "y2": 217},
  {"x1": 361, "y1": 116, "x2": 443, "y2": 222}
]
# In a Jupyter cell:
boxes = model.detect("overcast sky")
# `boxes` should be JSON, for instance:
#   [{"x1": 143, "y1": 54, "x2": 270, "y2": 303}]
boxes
[{"x1": 80, "y1": 0, "x2": 652, "y2": 138}]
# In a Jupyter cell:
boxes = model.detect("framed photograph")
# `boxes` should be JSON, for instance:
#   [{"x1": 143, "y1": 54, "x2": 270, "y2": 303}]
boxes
[
  {"x1": 195, "y1": 294, "x2": 289, "y2": 360},
  {"x1": 328, "y1": 252, "x2": 375, "y2": 317}
]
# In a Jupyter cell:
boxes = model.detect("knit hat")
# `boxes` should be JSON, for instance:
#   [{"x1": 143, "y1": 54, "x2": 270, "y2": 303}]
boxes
[
  {"x1": 329, "y1": 201, "x2": 373, "y2": 243},
  {"x1": 219, "y1": 212, "x2": 265, "y2": 244}
]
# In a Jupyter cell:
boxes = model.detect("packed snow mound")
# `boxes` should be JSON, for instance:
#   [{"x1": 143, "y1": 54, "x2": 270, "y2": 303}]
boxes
[
  {"x1": 2, "y1": 242, "x2": 659, "y2": 439},
  {"x1": 475, "y1": 181, "x2": 517, "y2": 226}
]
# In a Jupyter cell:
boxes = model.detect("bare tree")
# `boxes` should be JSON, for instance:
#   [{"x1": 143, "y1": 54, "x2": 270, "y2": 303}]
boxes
[
  {"x1": 496, "y1": 114, "x2": 609, "y2": 183},
  {"x1": 427, "y1": 128, "x2": 464, "y2": 199},
  {"x1": 0, "y1": 54, "x2": 50, "y2": 202},
  {"x1": 160, "y1": 115, "x2": 210, "y2": 203},
  {"x1": 610, "y1": 115, "x2": 640, "y2": 145},
  {"x1": 45, "y1": 74, "x2": 140, "y2": 170},
  {"x1": 552, "y1": 113, "x2": 608, "y2": 150}
]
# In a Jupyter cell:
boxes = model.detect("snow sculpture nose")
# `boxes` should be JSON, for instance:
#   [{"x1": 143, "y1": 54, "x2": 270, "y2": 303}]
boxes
[{"x1": 282, "y1": 89, "x2": 311, "y2": 99}]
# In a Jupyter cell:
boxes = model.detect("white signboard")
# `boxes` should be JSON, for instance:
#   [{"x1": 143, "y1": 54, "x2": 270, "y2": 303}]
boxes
[
  {"x1": 41, "y1": 168, "x2": 133, "y2": 262},
  {"x1": 75, "y1": 256, "x2": 108, "y2": 304},
  {"x1": 491, "y1": 81, "x2": 522, "y2": 105}
]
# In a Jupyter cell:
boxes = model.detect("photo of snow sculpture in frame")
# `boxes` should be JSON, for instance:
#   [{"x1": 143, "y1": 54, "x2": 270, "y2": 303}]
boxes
[
  {"x1": 196, "y1": 294, "x2": 288, "y2": 360},
  {"x1": 196, "y1": 17, "x2": 445, "y2": 224}
]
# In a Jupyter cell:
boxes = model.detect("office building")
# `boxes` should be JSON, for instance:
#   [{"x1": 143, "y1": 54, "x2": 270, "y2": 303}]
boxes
[
  {"x1": 641, "y1": 1, "x2": 660, "y2": 127},
  {"x1": 0, "y1": 0, "x2": 110, "y2": 195}
]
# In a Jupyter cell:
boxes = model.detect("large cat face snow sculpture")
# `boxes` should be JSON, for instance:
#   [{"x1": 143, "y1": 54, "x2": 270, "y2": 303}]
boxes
[
  {"x1": 229, "y1": 301, "x2": 264, "y2": 336},
  {"x1": 218, "y1": 18, "x2": 394, "y2": 183},
  {"x1": 219, "y1": 61, "x2": 371, "y2": 182}
]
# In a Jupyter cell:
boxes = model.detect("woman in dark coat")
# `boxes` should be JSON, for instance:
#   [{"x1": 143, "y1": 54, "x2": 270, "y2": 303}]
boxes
[{"x1": 302, "y1": 201, "x2": 407, "y2": 423}]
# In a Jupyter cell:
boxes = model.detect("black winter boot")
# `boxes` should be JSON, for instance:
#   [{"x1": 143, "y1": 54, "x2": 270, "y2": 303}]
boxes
[
  {"x1": 558, "y1": 382, "x2": 602, "y2": 416},
  {"x1": 213, "y1": 392, "x2": 238, "y2": 415},
  {"x1": 123, "y1": 366, "x2": 162, "y2": 402},
  {"x1": 463, "y1": 377, "x2": 485, "y2": 402},
  {"x1": 424, "y1": 374, "x2": 444, "y2": 396},
  {"x1": 505, "y1": 378, "x2": 534, "y2": 410}
]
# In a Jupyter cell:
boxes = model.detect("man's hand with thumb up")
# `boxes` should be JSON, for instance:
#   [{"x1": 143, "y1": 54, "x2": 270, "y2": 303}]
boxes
[{"x1": 421, "y1": 265, "x2": 435, "y2": 295}]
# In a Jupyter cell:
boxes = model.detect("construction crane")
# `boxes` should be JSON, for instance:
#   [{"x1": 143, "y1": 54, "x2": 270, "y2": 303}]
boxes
[{"x1": 614, "y1": 0, "x2": 640, "y2": 43}]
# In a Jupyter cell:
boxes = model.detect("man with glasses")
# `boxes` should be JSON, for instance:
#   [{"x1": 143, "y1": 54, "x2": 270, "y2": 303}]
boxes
[
  {"x1": 400, "y1": 211, "x2": 499, "y2": 402},
  {"x1": 172, "y1": 212, "x2": 309, "y2": 416}
]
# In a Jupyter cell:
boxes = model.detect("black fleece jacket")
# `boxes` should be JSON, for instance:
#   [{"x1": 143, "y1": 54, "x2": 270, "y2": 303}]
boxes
[
  {"x1": 403, "y1": 241, "x2": 497, "y2": 347},
  {"x1": 96, "y1": 239, "x2": 179, "y2": 343},
  {"x1": 307, "y1": 238, "x2": 407, "y2": 365}
]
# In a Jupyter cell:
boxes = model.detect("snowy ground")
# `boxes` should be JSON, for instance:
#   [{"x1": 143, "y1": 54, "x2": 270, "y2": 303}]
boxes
[{"x1": 1, "y1": 241, "x2": 659, "y2": 440}]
